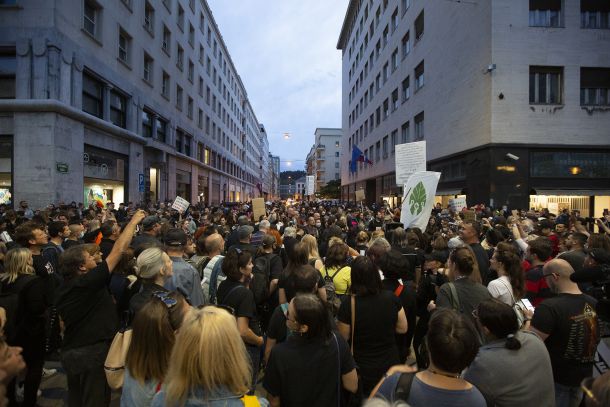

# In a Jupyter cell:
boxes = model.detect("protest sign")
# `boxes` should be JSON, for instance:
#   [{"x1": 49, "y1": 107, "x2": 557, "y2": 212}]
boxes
[
  {"x1": 252, "y1": 198, "x2": 266, "y2": 221},
  {"x1": 171, "y1": 196, "x2": 190, "y2": 213},
  {"x1": 400, "y1": 171, "x2": 441, "y2": 230},
  {"x1": 395, "y1": 141, "x2": 426, "y2": 187}
]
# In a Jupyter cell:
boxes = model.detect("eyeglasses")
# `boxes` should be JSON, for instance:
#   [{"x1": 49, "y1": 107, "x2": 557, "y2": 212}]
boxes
[
  {"x1": 542, "y1": 272, "x2": 557, "y2": 279},
  {"x1": 152, "y1": 291, "x2": 177, "y2": 308},
  {"x1": 581, "y1": 377, "x2": 598, "y2": 405}
]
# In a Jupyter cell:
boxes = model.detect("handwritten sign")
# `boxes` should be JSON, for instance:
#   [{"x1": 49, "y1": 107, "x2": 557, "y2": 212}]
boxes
[
  {"x1": 395, "y1": 141, "x2": 426, "y2": 187},
  {"x1": 172, "y1": 196, "x2": 190, "y2": 213}
]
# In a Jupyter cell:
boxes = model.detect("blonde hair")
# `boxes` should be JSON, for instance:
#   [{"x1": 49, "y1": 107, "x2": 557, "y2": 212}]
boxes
[
  {"x1": 301, "y1": 234, "x2": 320, "y2": 260},
  {"x1": 164, "y1": 307, "x2": 251, "y2": 405},
  {"x1": 327, "y1": 236, "x2": 344, "y2": 248},
  {"x1": 369, "y1": 229, "x2": 385, "y2": 246},
  {"x1": 1, "y1": 248, "x2": 34, "y2": 284}
]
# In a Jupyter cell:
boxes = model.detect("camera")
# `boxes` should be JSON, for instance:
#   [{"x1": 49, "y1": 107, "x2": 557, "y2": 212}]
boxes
[{"x1": 572, "y1": 264, "x2": 610, "y2": 322}]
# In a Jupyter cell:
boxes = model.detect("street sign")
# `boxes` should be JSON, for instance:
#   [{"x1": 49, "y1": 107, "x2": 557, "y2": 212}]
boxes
[{"x1": 138, "y1": 173, "x2": 145, "y2": 193}]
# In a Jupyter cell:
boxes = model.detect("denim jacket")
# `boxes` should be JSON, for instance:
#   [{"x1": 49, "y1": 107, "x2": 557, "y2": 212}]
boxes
[{"x1": 151, "y1": 386, "x2": 269, "y2": 407}]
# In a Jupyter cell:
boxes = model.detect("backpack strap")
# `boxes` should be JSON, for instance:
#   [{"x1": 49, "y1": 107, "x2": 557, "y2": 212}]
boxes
[
  {"x1": 330, "y1": 266, "x2": 344, "y2": 280},
  {"x1": 393, "y1": 371, "x2": 416, "y2": 402},
  {"x1": 448, "y1": 282, "x2": 461, "y2": 312},
  {"x1": 394, "y1": 283, "x2": 404, "y2": 297},
  {"x1": 220, "y1": 284, "x2": 246, "y2": 306}
]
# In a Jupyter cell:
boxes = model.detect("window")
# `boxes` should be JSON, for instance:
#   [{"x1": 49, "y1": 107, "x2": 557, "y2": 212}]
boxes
[
  {"x1": 83, "y1": 0, "x2": 101, "y2": 39},
  {"x1": 401, "y1": 121, "x2": 409, "y2": 143},
  {"x1": 198, "y1": 76, "x2": 204, "y2": 96},
  {"x1": 402, "y1": 0, "x2": 411, "y2": 15},
  {"x1": 206, "y1": 86, "x2": 210, "y2": 104},
  {"x1": 335, "y1": 141, "x2": 340, "y2": 147},
  {"x1": 415, "y1": 61, "x2": 424, "y2": 91},
  {"x1": 335, "y1": 152, "x2": 340, "y2": 157},
  {"x1": 121, "y1": 0, "x2": 132, "y2": 10},
  {"x1": 188, "y1": 60, "x2": 194, "y2": 82},
  {"x1": 177, "y1": 4, "x2": 184, "y2": 31},
  {"x1": 109, "y1": 90, "x2": 127, "y2": 128},
  {"x1": 414, "y1": 112, "x2": 424, "y2": 141},
  {"x1": 176, "y1": 45, "x2": 184, "y2": 70},
  {"x1": 162, "y1": 71, "x2": 170, "y2": 98},
  {"x1": 401, "y1": 31, "x2": 410, "y2": 58},
  {"x1": 376, "y1": 106, "x2": 381, "y2": 126},
  {"x1": 186, "y1": 24, "x2": 194, "y2": 47},
  {"x1": 189, "y1": 0, "x2": 194, "y2": 12},
  {"x1": 143, "y1": 53, "x2": 153, "y2": 83},
  {"x1": 415, "y1": 10, "x2": 424, "y2": 41},
  {"x1": 382, "y1": 135, "x2": 389, "y2": 158},
  {"x1": 162, "y1": 0, "x2": 171, "y2": 11},
  {"x1": 0, "y1": 52, "x2": 16, "y2": 99},
  {"x1": 156, "y1": 117, "x2": 167, "y2": 142},
  {"x1": 199, "y1": 45, "x2": 204, "y2": 64},
  {"x1": 187, "y1": 96, "x2": 193, "y2": 119},
  {"x1": 144, "y1": 2, "x2": 154, "y2": 33},
  {"x1": 335, "y1": 162, "x2": 340, "y2": 168},
  {"x1": 391, "y1": 88, "x2": 399, "y2": 111},
  {"x1": 118, "y1": 28, "x2": 131, "y2": 65},
  {"x1": 580, "y1": 67, "x2": 610, "y2": 106},
  {"x1": 142, "y1": 110, "x2": 153, "y2": 137},
  {"x1": 175, "y1": 129, "x2": 184, "y2": 153},
  {"x1": 82, "y1": 72, "x2": 103, "y2": 118},
  {"x1": 204, "y1": 148, "x2": 210, "y2": 164},
  {"x1": 391, "y1": 130, "x2": 398, "y2": 152},
  {"x1": 376, "y1": 141, "x2": 381, "y2": 161},
  {"x1": 383, "y1": 98, "x2": 389, "y2": 119},
  {"x1": 402, "y1": 76, "x2": 410, "y2": 101},
  {"x1": 176, "y1": 85, "x2": 183, "y2": 109},
  {"x1": 529, "y1": 0, "x2": 562, "y2": 27},
  {"x1": 391, "y1": 8, "x2": 398, "y2": 32},
  {"x1": 383, "y1": 62, "x2": 389, "y2": 82},
  {"x1": 382, "y1": 25, "x2": 389, "y2": 47},
  {"x1": 198, "y1": 108, "x2": 203, "y2": 128},
  {"x1": 529, "y1": 66, "x2": 563, "y2": 104},
  {"x1": 581, "y1": 0, "x2": 610, "y2": 29},
  {"x1": 391, "y1": 48, "x2": 398, "y2": 71},
  {"x1": 162, "y1": 26, "x2": 171, "y2": 54},
  {"x1": 375, "y1": 40, "x2": 381, "y2": 59},
  {"x1": 199, "y1": 13, "x2": 205, "y2": 32}
]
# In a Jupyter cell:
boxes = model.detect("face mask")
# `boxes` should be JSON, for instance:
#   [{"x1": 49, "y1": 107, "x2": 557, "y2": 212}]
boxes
[
  {"x1": 315, "y1": 222, "x2": 321, "y2": 227},
  {"x1": 79, "y1": 231, "x2": 85, "y2": 239}
]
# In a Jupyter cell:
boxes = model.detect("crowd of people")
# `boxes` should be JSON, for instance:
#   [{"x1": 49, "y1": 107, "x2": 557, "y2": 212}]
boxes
[{"x1": 0, "y1": 198, "x2": 609, "y2": 406}]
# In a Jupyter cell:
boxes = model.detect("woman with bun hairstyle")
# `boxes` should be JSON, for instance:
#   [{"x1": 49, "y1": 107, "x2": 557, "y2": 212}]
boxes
[
  {"x1": 464, "y1": 299, "x2": 555, "y2": 407},
  {"x1": 428, "y1": 246, "x2": 490, "y2": 324},
  {"x1": 487, "y1": 242, "x2": 525, "y2": 307}
]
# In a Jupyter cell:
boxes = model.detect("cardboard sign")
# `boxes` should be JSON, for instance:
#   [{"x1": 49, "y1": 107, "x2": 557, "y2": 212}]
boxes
[
  {"x1": 252, "y1": 198, "x2": 266, "y2": 221},
  {"x1": 355, "y1": 189, "x2": 365, "y2": 202},
  {"x1": 463, "y1": 210, "x2": 476, "y2": 222},
  {"x1": 172, "y1": 196, "x2": 190, "y2": 213}
]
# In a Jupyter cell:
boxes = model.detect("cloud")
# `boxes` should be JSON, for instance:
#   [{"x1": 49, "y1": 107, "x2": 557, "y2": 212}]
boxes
[{"x1": 207, "y1": 0, "x2": 349, "y2": 171}]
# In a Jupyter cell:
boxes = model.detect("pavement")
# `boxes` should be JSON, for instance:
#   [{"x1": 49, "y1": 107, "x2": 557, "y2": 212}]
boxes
[{"x1": 38, "y1": 361, "x2": 120, "y2": 407}]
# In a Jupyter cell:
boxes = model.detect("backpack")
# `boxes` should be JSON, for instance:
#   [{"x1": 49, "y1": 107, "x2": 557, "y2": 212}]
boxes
[
  {"x1": 0, "y1": 274, "x2": 38, "y2": 344},
  {"x1": 206, "y1": 258, "x2": 225, "y2": 305},
  {"x1": 323, "y1": 266, "x2": 344, "y2": 314},
  {"x1": 187, "y1": 255, "x2": 210, "y2": 281},
  {"x1": 251, "y1": 253, "x2": 276, "y2": 305}
]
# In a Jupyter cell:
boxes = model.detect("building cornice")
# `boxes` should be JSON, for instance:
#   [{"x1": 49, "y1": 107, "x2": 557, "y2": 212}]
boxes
[{"x1": 337, "y1": 0, "x2": 361, "y2": 50}]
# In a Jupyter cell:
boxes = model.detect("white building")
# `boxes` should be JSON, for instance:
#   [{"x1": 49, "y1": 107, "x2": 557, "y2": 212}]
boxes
[
  {"x1": 0, "y1": 0, "x2": 269, "y2": 208},
  {"x1": 305, "y1": 128, "x2": 342, "y2": 193},
  {"x1": 337, "y1": 0, "x2": 610, "y2": 216}
]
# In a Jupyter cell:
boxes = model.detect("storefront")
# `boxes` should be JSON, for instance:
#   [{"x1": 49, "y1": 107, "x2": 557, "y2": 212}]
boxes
[
  {"x1": 197, "y1": 174, "x2": 208, "y2": 204},
  {"x1": 0, "y1": 136, "x2": 12, "y2": 205},
  {"x1": 83, "y1": 145, "x2": 127, "y2": 207},
  {"x1": 176, "y1": 170, "x2": 191, "y2": 201}
]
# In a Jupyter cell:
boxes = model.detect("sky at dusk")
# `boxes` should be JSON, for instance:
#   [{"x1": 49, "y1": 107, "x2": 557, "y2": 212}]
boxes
[{"x1": 207, "y1": 0, "x2": 349, "y2": 171}]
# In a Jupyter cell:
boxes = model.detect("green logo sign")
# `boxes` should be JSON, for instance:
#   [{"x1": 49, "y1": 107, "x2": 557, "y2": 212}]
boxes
[{"x1": 409, "y1": 181, "x2": 427, "y2": 215}]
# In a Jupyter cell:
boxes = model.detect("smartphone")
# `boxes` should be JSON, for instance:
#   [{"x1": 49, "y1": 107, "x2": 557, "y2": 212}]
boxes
[{"x1": 519, "y1": 298, "x2": 535, "y2": 312}]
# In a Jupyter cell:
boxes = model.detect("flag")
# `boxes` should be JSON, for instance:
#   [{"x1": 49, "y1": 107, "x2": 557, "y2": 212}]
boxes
[
  {"x1": 400, "y1": 171, "x2": 441, "y2": 230},
  {"x1": 350, "y1": 145, "x2": 373, "y2": 173}
]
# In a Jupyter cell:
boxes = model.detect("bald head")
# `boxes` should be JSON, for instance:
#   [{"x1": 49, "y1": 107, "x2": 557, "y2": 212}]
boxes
[
  {"x1": 205, "y1": 233, "x2": 225, "y2": 255},
  {"x1": 543, "y1": 258, "x2": 575, "y2": 279}
]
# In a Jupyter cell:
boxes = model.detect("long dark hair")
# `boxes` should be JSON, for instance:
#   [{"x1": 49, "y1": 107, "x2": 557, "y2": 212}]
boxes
[
  {"x1": 350, "y1": 256, "x2": 382, "y2": 297},
  {"x1": 292, "y1": 294, "x2": 331, "y2": 340},
  {"x1": 495, "y1": 242, "x2": 525, "y2": 299},
  {"x1": 477, "y1": 299, "x2": 521, "y2": 350},
  {"x1": 221, "y1": 248, "x2": 252, "y2": 281}
]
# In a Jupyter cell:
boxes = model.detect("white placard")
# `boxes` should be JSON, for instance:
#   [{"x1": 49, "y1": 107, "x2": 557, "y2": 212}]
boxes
[
  {"x1": 306, "y1": 175, "x2": 315, "y2": 196},
  {"x1": 547, "y1": 202, "x2": 559, "y2": 214},
  {"x1": 172, "y1": 196, "x2": 190, "y2": 213},
  {"x1": 450, "y1": 197, "x2": 467, "y2": 212},
  {"x1": 395, "y1": 141, "x2": 427, "y2": 187}
]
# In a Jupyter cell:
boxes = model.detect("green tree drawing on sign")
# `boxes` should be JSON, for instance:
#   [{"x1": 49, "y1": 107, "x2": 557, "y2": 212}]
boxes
[{"x1": 409, "y1": 181, "x2": 427, "y2": 215}]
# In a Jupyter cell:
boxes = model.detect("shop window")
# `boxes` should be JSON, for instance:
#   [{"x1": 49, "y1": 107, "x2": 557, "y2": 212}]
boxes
[
  {"x1": 580, "y1": 67, "x2": 610, "y2": 106},
  {"x1": 530, "y1": 151, "x2": 610, "y2": 178},
  {"x1": 82, "y1": 71, "x2": 104, "y2": 118},
  {"x1": 581, "y1": 0, "x2": 610, "y2": 28},
  {"x1": 529, "y1": 66, "x2": 563, "y2": 104},
  {"x1": 109, "y1": 90, "x2": 127, "y2": 128},
  {"x1": 142, "y1": 110, "x2": 153, "y2": 137},
  {"x1": 414, "y1": 111, "x2": 424, "y2": 141},
  {"x1": 0, "y1": 51, "x2": 16, "y2": 99},
  {"x1": 0, "y1": 136, "x2": 12, "y2": 205},
  {"x1": 530, "y1": 0, "x2": 562, "y2": 27}
]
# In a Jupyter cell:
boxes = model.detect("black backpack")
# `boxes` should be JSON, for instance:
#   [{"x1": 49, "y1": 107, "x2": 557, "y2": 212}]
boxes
[
  {"x1": 0, "y1": 275, "x2": 38, "y2": 344},
  {"x1": 251, "y1": 253, "x2": 276, "y2": 305}
]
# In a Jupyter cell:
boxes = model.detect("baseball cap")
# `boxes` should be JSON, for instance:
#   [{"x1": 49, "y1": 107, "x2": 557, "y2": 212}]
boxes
[
  {"x1": 142, "y1": 216, "x2": 161, "y2": 230},
  {"x1": 164, "y1": 228, "x2": 187, "y2": 247},
  {"x1": 586, "y1": 248, "x2": 610, "y2": 265}
]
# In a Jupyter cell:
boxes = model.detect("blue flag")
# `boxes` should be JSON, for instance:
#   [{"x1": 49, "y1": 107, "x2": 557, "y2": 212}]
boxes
[{"x1": 350, "y1": 145, "x2": 372, "y2": 173}]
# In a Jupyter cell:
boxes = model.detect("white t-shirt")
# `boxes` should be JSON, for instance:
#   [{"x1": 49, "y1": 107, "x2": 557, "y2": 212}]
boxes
[{"x1": 487, "y1": 275, "x2": 514, "y2": 306}]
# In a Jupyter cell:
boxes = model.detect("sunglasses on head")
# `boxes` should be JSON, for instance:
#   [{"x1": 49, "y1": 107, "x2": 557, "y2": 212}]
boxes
[{"x1": 152, "y1": 291, "x2": 177, "y2": 308}]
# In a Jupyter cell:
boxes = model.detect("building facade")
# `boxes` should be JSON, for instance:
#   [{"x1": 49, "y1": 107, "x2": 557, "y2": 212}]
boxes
[
  {"x1": 337, "y1": 0, "x2": 610, "y2": 217},
  {"x1": 305, "y1": 127, "x2": 342, "y2": 194},
  {"x1": 0, "y1": 0, "x2": 269, "y2": 209},
  {"x1": 269, "y1": 153, "x2": 280, "y2": 200}
]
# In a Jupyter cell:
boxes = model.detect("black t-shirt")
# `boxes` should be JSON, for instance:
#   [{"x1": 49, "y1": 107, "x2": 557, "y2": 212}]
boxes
[
  {"x1": 56, "y1": 261, "x2": 119, "y2": 350},
  {"x1": 531, "y1": 293, "x2": 600, "y2": 386},
  {"x1": 32, "y1": 253, "x2": 59, "y2": 302},
  {"x1": 217, "y1": 279, "x2": 262, "y2": 336},
  {"x1": 337, "y1": 290, "x2": 401, "y2": 370},
  {"x1": 267, "y1": 303, "x2": 337, "y2": 344},
  {"x1": 264, "y1": 334, "x2": 356, "y2": 407},
  {"x1": 470, "y1": 243, "x2": 491, "y2": 285}
]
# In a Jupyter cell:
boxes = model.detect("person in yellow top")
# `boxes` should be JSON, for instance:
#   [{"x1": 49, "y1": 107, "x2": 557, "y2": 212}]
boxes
[{"x1": 320, "y1": 242, "x2": 352, "y2": 297}]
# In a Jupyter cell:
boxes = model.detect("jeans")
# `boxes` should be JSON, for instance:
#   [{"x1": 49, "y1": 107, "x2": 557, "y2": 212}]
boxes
[
  {"x1": 61, "y1": 342, "x2": 111, "y2": 407},
  {"x1": 245, "y1": 344, "x2": 261, "y2": 394},
  {"x1": 554, "y1": 382, "x2": 583, "y2": 407}
]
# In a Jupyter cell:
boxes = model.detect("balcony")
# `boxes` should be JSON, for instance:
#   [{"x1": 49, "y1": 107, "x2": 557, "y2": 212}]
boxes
[{"x1": 316, "y1": 144, "x2": 326, "y2": 150}]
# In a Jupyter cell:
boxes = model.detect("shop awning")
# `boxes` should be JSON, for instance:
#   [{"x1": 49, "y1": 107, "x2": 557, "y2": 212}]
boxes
[
  {"x1": 436, "y1": 189, "x2": 463, "y2": 196},
  {"x1": 531, "y1": 189, "x2": 610, "y2": 196}
]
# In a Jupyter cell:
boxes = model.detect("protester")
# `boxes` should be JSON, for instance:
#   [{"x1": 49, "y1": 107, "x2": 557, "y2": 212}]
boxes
[
  {"x1": 487, "y1": 242, "x2": 525, "y2": 306},
  {"x1": 163, "y1": 228, "x2": 205, "y2": 307},
  {"x1": 151, "y1": 306, "x2": 269, "y2": 406},
  {"x1": 525, "y1": 237, "x2": 553, "y2": 307},
  {"x1": 459, "y1": 220, "x2": 491, "y2": 285},
  {"x1": 129, "y1": 247, "x2": 174, "y2": 317}
]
